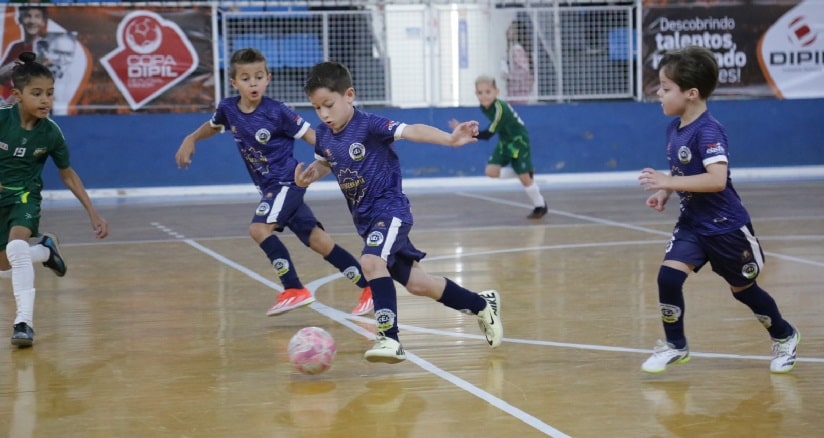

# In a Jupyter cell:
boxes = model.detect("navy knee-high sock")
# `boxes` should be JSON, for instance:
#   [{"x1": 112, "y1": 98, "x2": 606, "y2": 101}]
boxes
[
  {"x1": 324, "y1": 244, "x2": 368, "y2": 288},
  {"x1": 732, "y1": 282, "x2": 794, "y2": 339},
  {"x1": 437, "y1": 279, "x2": 487, "y2": 314},
  {"x1": 658, "y1": 266, "x2": 688, "y2": 349},
  {"x1": 259, "y1": 235, "x2": 302, "y2": 290},
  {"x1": 369, "y1": 276, "x2": 399, "y2": 341}
]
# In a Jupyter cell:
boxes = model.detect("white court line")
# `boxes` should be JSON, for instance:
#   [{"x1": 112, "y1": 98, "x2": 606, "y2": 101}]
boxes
[
  {"x1": 159, "y1": 228, "x2": 571, "y2": 437},
  {"x1": 458, "y1": 192, "x2": 824, "y2": 268},
  {"x1": 155, "y1": 220, "x2": 822, "y2": 437}
]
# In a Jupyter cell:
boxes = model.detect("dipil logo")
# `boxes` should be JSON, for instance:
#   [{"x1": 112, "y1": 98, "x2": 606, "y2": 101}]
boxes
[{"x1": 101, "y1": 11, "x2": 199, "y2": 111}]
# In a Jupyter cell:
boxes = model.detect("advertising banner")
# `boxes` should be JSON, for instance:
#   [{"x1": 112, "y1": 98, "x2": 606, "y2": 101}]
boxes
[
  {"x1": 0, "y1": 5, "x2": 214, "y2": 114},
  {"x1": 642, "y1": 0, "x2": 824, "y2": 100}
]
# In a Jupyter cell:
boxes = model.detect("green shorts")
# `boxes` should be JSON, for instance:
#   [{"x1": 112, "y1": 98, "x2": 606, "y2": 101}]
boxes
[
  {"x1": 488, "y1": 135, "x2": 534, "y2": 175},
  {"x1": 0, "y1": 197, "x2": 42, "y2": 251}
]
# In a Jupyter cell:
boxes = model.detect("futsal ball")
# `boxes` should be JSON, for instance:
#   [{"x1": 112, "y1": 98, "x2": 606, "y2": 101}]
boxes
[{"x1": 287, "y1": 326, "x2": 336, "y2": 375}]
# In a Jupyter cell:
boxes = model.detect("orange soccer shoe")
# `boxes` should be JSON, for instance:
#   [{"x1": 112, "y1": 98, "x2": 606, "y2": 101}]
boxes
[
  {"x1": 266, "y1": 288, "x2": 315, "y2": 316},
  {"x1": 351, "y1": 286, "x2": 374, "y2": 316}
]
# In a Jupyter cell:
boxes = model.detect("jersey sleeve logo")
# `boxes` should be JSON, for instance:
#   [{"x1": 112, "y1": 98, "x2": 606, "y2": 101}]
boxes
[{"x1": 704, "y1": 142, "x2": 726, "y2": 155}]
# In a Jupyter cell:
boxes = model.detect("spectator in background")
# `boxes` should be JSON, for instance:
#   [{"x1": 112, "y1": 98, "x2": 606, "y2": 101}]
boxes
[
  {"x1": 0, "y1": 6, "x2": 49, "y2": 104},
  {"x1": 501, "y1": 14, "x2": 534, "y2": 105}
]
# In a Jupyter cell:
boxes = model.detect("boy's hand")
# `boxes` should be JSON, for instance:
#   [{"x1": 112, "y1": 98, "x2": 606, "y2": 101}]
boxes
[
  {"x1": 175, "y1": 139, "x2": 195, "y2": 169},
  {"x1": 447, "y1": 118, "x2": 460, "y2": 130},
  {"x1": 450, "y1": 120, "x2": 480, "y2": 146},
  {"x1": 295, "y1": 162, "x2": 318, "y2": 187}
]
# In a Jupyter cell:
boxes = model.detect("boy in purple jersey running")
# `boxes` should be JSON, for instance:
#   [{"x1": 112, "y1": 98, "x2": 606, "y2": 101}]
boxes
[
  {"x1": 175, "y1": 48, "x2": 373, "y2": 317},
  {"x1": 296, "y1": 61, "x2": 503, "y2": 364},
  {"x1": 638, "y1": 46, "x2": 799, "y2": 374}
]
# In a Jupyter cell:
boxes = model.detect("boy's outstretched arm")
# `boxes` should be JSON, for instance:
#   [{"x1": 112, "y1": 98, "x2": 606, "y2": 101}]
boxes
[
  {"x1": 175, "y1": 122, "x2": 221, "y2": 169},
  {"x1": 401, "y1": 121, "x2": 480, "y2": 147}
]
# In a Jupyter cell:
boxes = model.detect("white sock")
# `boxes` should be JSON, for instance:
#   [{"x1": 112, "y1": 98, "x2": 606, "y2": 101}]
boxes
[
  {"x1": 7, "y1": 239, "x2": 35, "y2": 326},
  {"x1": 29, "y1": 243, "x2": 49, "y2": 264},
  {"x1": 524, "y1": 183, "x2": 546, "y2": 207},
  {"x1": 498, "y1": 166, "x2": 518, "y2": 179}
]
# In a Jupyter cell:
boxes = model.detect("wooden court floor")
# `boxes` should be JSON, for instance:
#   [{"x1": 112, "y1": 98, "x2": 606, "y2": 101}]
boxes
[{"x1": 0, "y1": 180, "x2": 822, "y2": 437}]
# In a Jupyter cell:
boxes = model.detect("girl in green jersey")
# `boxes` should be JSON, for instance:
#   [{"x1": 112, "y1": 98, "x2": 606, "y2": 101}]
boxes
[{"x1": 0, "y1": 52, "x2": 108, "y2": 347}]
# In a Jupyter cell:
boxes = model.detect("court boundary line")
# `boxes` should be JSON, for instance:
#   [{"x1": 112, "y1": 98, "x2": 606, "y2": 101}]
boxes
[
  {"x1": 162, "y1": 228, "x2": 571, "y2": 437},
  {"x1": 41, "y1": 165, "x2": 824, "y2": 202}
]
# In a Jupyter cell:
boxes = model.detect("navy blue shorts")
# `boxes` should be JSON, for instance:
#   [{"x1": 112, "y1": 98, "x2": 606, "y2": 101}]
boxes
[
  {"x1": 361, "y1": 215, "x2": 426, "y2": 286},
  {"x1": 664, "y1": 222, "x2": 765, "y2": 287},
  {"x1": 251, "y1": 184, "x2": 319, "y2": 245}
]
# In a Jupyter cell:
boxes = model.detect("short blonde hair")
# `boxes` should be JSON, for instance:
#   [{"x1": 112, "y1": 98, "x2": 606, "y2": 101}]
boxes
[{"x1": 475, "y1": 75, "x2": 498, "y2": 88}]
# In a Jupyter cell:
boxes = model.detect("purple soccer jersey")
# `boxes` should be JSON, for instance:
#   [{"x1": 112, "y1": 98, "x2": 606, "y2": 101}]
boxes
[
  {"x1": 211, "y1": 96, "x2": 310, "y2": 190},
  {"x1": 665, "y1": 111, "x2": 750, "y2": 235},
  {"x1": 313, "y1": 109, "x2": 413, "y2": 235}
]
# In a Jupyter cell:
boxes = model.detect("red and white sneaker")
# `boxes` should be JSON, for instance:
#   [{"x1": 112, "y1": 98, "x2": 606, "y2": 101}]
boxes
[
  {"x1": 266, "y1": 288, "x2": 315, "y2": 316},
  {"x1": 351, "y1": 286, "x2": 374, "y2": 316}
]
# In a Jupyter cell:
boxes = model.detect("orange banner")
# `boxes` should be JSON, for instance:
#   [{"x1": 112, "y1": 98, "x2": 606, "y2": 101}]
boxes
[{"x1": 0, "y1": 5, "x2": 214, "y2": 115}]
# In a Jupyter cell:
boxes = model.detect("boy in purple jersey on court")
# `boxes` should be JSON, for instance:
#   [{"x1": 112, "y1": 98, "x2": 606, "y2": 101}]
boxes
[
  {"x1": 638, "y1": 46, "x2": 799, "y2": 374},
  {"x1": 175, "y1": 48, "x2": 373, "y2": 317},
  {"x1": 295, "y1": 61, "x2": 503, "y2": 364}
]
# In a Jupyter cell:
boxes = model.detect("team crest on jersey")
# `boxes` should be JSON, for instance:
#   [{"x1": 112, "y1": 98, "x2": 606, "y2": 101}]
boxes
[
  {"x1": 256, "y1": 201, "x2": 271, "y2": 216},
  {"x1": 705, "y1": 142, "x2": 725, "y2": 155},
  {"x1": 255, "y1": 129, "x2": 271, "y2": 144},
  {"x1": 367, "y1": 230, "x2": 384, "y2": 246},
  {"x1": 0, "y1": 142, "x2": 7, "y2": 151},
  {"x1": 677, "y1": 146, "x2": 691, "y2": 163},
  {"x1": 349, "y1": 143, "x2": 366, "y2": 161},
  {"x1": 742, "y1": 262, "x2": 759, "y2": 279}
]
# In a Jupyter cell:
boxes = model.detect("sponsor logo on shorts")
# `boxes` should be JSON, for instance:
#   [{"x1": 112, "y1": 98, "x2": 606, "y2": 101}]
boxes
[
  {"x1": 742, "y1": 262, "x2": 759, "y2": 279},
  {"x1": 367, "y1": 231, "x2": 384, "y2": 246},
  {"x1": 256, "y1": 202, "x2": 271, "y2": 216}
]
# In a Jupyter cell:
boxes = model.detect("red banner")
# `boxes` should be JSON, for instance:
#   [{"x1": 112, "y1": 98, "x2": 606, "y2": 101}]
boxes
[
  {"x1": 0, "y1": 5, "x2": 214, "y2": 115},
  {"x1": 641, "y1": 0, "x2": 824, "y2": 100}
]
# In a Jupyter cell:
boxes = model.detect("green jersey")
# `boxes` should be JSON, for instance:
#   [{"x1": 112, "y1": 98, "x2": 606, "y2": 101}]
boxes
[
  {"x1": 479, "y1": 98, "x2": 529, "y2": 142},
  {"x1": 0, "y1": 104, "x2": 70, "y2": 206}
]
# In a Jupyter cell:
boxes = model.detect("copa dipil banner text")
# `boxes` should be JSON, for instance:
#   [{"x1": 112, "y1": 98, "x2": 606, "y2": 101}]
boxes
[{"x1": 0, "y1": 5, "x2": 213, "y2": 115}]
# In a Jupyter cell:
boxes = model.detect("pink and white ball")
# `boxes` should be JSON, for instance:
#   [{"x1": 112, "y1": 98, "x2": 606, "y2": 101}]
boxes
[{"x1": 288, "y1": 327, "x2": 336, "y2": 375}]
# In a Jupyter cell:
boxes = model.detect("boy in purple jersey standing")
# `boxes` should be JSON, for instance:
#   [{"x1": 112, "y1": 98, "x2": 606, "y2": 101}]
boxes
[
  {"x1": 296, "y1": 61, "x2": 503, "y2": 364},
  {"x1": 638, "y1": 46, "x2": 799, "y2": 373},
  {"x1": 175, "y1": 49, "x2": 373, "y2": 317}
]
